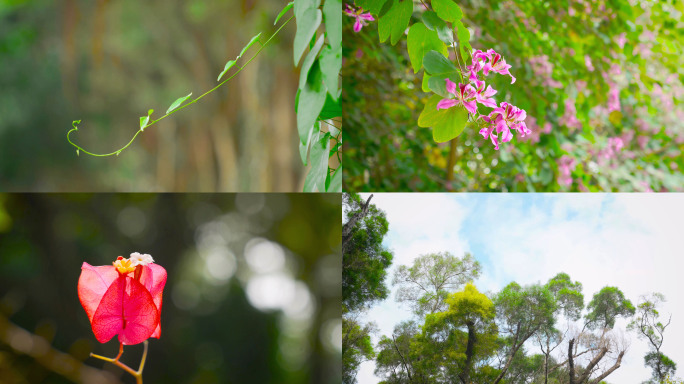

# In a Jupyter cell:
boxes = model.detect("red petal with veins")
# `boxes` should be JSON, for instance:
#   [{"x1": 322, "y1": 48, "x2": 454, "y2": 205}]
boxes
[{"x1": 91, "y1": 275, "x2": 159, "y2": 345}]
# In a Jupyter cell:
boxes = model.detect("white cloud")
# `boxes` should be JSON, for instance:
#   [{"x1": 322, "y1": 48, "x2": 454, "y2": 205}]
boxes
[{"x1": 354, "y1": 193, "x2": 684, "y2": 384}]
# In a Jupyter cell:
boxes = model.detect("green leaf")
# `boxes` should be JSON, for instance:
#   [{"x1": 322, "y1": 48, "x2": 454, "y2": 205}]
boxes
[
  {"x1": 406, "y1": 22, "x2": 448, "y2": 73},
  {"x1": 166, "y1": 93, "x2": 193, "y2": 114},
  {"x1": 422, "y1": 50, "x2": 458, "y2": 76},
  {"x1": 238, "y1": 32, "x2": 262, "y2": 58},
  {"x1": 303, "y1": 133, "x2": 330, "y2": 192},
  {"x1": 355, "y1": 0, "x2": 387, "y2": 14},
  {"x1": 319, "y1": 44, "x2": 342, "y2": 99},
  {"x1": 326, "y1": 165, "x2": 342, "y2": 192},
  {"x1": 299, "y1": 122, "x2": 320, "y2": 165},
  {"x1": 328, "y1": 124, "x2": 340, "y2": 137},
  {"x1": 455, "y1": 20, "x2": 472, "y2": 62},
  {"x1": 422, "y1": 74, "x2": 431, "y2": 92},
  {"x1": 432, "y1": 0, "x2": 462, "y2": 23},
  {"x1": 322, "y1": 0, "x2": 341, "y2": 48},
  {"x1": 299, "y1": 35, "x2": 325, "y2": 90},
  {"x1": 274, "y1": 1, "x2": 294, "y2": 25},
  {"x1": 147, "y1": 109, "x2": 154, "y2": 116},
  {"x1": 294, "y1": 8, "x2": 322, "y2": 66},
  {"x1": 140, "y1": 115, "x2": 150, "y2": 131},
  {"x1": 378, "y1": 0, "x2": 413, "y2": 46},
  {"x1": 418, "y1": 94, "x2": 469, "y2": 143},
  {"x1": 319, "y1": 93, "x2": 341, "y2": 120},
  {"x1": 297, "y1": 63, "x2": 327, "y2": 144},
  {"x1": 427, "y1": 75, "x2": 455, "y2": 97},
  {"x1": 421, "y1": 11, "x2": 453, "y2": 44},
  {"x1": 217, "y1": 60, "x2": 237, "y2": 82}
]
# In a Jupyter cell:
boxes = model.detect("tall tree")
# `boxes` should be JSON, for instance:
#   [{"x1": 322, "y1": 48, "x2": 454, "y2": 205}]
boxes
[
  {"x1": 393, "y1": 252, "x2": 481, "y2": 316},
  {"x1": 629, "y1": 293, "x2": 677, "y2": 383},
  {"x1": 536, "y1": 273, "x2": 585, "y2": 384},
  {"x1": 343, "y1": 312, "x2": 377, "y2": 384},
  {"x1": 492, "y1": 282, "x2": 556, "y2": 384},
  {"x1": 342, "y1": 193, "x2": 394, "y2": 311},
  {"x1": 374, "y1": 321, "x2": 421, "y2": 384},
  {"x1": 567, "y1": 286, "x2": 635, "y2": 384},
  {"x1": 420, "y1": 283, "x2": 498, "y2": 384}
]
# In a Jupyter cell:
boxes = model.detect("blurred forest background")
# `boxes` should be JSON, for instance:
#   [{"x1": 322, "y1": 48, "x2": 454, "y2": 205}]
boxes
[
  {"x1": 0, "y1": 0, "x2": 305, "y2": 191},
  {"x1": 0, "y1": 193, "x2": 342, "y2": 383},
  {"x1": 342, "y1": 0, "x2": 683, "y2": 191}
]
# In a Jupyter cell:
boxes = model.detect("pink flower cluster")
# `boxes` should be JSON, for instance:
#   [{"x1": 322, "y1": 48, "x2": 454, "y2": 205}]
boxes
[
  {"x1": 344, "y1": 4, "x2": 374, "y2": 33},
  {"x1": 529, "y1": 55, "x2": 562, "y2": 88},
  {"x1": 436, "y1": 49, "x2": 529, "y2": 150},
  {"x1": 557, "y1": 155, "x2": 576, "y2": 187}
]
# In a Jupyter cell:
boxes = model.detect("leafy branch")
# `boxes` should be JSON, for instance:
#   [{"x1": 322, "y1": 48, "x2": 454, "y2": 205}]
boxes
[{"x1": 67, "y1": 6, "x2": 294, "y2": 158}]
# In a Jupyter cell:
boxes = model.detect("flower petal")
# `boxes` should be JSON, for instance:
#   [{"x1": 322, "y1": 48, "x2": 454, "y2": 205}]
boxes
[
  {"x1": 436, "y1": 99, "x2": 458, "y2": 110},
  {"x1": 445, "y1": 78, "x2": 457, "y2": 95},
  {"x1": 139, "y1": 263, "x2": 167, "y2": 339},
  {"x1": 463, "y1": 100, "x2": 478, "y2": 115},
  {"x1": 91, "y1": 275, "x2": 159, "y2": 345},
  {"x1": 78, "y1": 263, "x2": 119, "y2": 323}
]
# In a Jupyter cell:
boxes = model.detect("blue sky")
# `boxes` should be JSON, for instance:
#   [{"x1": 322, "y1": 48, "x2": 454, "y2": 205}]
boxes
[{"x1": 355, "y1": 193, "x2": 684, "y2": 384}]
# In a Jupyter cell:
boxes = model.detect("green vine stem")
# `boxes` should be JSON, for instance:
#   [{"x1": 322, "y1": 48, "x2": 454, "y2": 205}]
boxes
[
  {"x1": 67, "y1": 15, "x2": 294, "y2": 157},
  {"x1": 90, "y1": 340, "x2": 148, "y2": 384}
]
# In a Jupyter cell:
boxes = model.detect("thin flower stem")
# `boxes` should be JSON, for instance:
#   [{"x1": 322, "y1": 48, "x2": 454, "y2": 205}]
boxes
[
  {"x1": 137, "y1": 340, "x2": 149, "y2": 375},
  {"x1": 67, "y1": 15, "x2": 294, "y2": 157},
  {"x1": 89, "y1": 340, "x2": 149, "y2": 384}
]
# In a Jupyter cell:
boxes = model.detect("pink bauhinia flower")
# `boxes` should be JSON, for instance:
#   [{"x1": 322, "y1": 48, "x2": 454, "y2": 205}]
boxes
[
  {"x1": 472, "y1": 79, "x2": 497, "y2": 108},
  {"x1": 344, "y1": 4, "x2": 374, "y2": 33},
  {"x1": 436, "y1": 78, "x2": 478, "y2": 115},
  {"x1": 482, "y1": 49, "x2": 516, "y2": 84},
  {"x1": 479, "y1": 102, "x2": 528, "y2": 150},
  {"x1": 78, "y1": 253, "x2": 167, "y2": 345}
]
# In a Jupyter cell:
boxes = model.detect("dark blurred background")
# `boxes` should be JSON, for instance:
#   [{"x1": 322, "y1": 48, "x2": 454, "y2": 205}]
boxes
[
  {"x1": 0, "y1": 193, "x2": 342, "y2": 383},
  {"x1": 0, "y1": 0, "x2": 304, "y2": 191}
]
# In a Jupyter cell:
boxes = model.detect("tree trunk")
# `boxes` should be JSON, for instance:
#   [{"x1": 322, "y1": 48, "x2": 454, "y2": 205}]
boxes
[
  {"x1": 342, "y1": 194, "x2": 373, "y2": 253},
  {"x1": 461, "y1": 320, "x2": 477, "y2": 384},
  {"x1": 568, "y1": 338, "x2": 576, "y2": 384}
]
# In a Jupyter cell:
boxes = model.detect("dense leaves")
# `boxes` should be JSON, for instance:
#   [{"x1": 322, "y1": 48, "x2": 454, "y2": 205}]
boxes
[
  {"x1": 342, "y1": 193, "x2": 393, "y2": 311},
  {"x1": 295, "y1": 0, "x2": 342, "y2": 192},
  {"x1": 343, "y1": 0, "x2": 684, "y2": 191},
  {"x1": 361, "y1": 250, "x2": 679, "y2": 384}
]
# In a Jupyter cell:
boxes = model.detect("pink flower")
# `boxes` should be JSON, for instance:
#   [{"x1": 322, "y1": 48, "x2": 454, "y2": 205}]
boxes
[
  {"x1": 560, "y1": 99, "x2": 582, "y2": 130},
  {"x1": 584, "y1": 55, "x2": 594, "y2": 72},
  {"x1": 482, "y1": 49, "x2": 516, "y2": 84},
  {"x1": 78, "y1": 254, "x2": 167, "y2": 345},
  {"x1": 557, "y1": 155, "x2": 576, "y2": 187},
  {"x1": 479, "y1": 102, "x2": 528, "y2": 150},
  {"x1": 607, "y1": 85, "x2": 620, "y2": 112},
  {"x1": 344, "y1": 5, "x2": 374, "y2": 33},
  {"x1": 615, "y1": 33, "x2": 627, "y2": 49},
  {"x1": 436, "y1": 79, "x2": 478, "y2": 115},
  {"x1": 472, "y1": 79, "x2": 497, "y2": 108}
]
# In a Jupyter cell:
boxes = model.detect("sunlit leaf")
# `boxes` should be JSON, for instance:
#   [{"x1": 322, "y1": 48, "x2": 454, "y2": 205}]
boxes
[
  {"x1": 217, "y1": 60, "x2": 236, "y2": 82},
  {"x1": 239, "y1": 32, "x2": 262, "y2": 58},
  {"x1": 407, "y1": 22, "x2": 448, "y2": 73},
  {"x1": 274, "y1": 2, "x2": 294, "y2": 25},
  {"x1": 166, "y1": 93, "x2": 193, "y2": 114}
]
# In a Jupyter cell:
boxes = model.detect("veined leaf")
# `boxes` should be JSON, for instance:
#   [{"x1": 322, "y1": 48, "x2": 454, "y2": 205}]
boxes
[
  {"x1": 432, "y1": 0, "x2": 463, "y2": 23},
  {"x1": 418, "y1": 94, "x2": 469, "y2": 142},
  {"x1": 407, "y1": 22, "x2": 448, "y2": 73}
]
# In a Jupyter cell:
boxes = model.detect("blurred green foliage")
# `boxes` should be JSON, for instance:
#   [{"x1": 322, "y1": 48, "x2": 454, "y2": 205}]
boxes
[
  {"x1": 0, "y1": 0, "x2": 304, "y2": 191},
  {"x1": 0, "y1": 193, "x2": 341, "y2": 383},
  {"x1": 342, "y1": 0, "x2": 683, "y2": 191}
]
